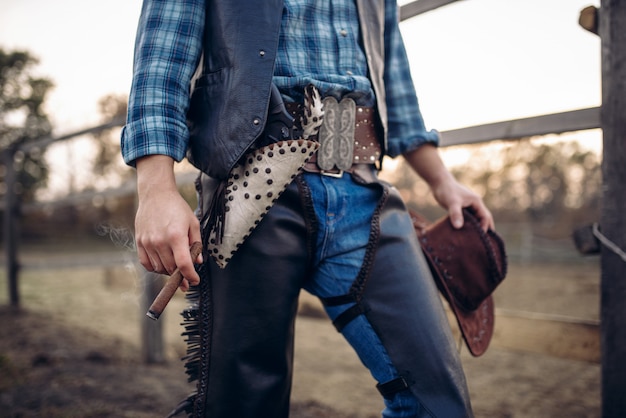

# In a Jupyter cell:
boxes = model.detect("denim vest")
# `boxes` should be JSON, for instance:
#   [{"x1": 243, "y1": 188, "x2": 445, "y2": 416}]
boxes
[{"x1": 187, "y1": 0, "x2": 387, "y2": 180}]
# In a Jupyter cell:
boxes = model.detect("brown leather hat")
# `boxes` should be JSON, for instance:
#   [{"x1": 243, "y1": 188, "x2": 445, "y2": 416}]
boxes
[{"x1": 410, "y1": 209, "x2": 507, "y2": 357}]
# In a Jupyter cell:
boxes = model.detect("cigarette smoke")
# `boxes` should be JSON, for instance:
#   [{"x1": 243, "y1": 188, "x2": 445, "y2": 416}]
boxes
[{"x1": 95, "y1": 222, "x2": 136, "y2": 252}]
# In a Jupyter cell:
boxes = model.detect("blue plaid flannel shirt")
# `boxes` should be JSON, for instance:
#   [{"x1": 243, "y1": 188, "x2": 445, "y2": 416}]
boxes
[{"x1": 121, "y1": 0, "x2": 439, "y2": 166}]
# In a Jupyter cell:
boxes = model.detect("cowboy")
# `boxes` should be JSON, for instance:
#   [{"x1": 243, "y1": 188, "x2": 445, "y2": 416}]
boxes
[{"x1": 122, "y1": 0, "x2": 494, "y2": 416}]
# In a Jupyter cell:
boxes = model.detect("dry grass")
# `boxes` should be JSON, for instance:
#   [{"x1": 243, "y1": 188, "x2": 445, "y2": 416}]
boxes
[{"x1": 0, "y1": 256, "x2": 601, "y2": 417}]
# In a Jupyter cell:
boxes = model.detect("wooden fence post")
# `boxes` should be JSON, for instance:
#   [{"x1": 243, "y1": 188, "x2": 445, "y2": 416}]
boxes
[
  {"x1": 598, "y1": 1, "x2": 626, "y2": 416},
  {"x1": 2, "y1": 149, "x2": 20, "y2": 308}
]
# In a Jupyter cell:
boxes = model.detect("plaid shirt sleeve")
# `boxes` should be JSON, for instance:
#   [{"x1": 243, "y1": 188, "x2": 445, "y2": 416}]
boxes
[
  {"x1": 383, "y1": 0, "x2": 440, "y2": 157},
  {"x1": 121, "y1": 0, "x2": 205, "y2": 166}
]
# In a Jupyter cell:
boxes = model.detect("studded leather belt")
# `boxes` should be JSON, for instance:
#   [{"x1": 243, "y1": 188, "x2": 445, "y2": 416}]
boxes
[{"x1": 285, "y1": 101, "x2": 382, "y2": 176}]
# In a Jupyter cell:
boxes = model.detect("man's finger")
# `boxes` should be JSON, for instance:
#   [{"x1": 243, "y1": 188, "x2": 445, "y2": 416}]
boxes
[
  {"x1": 448, "y1": 204, "x2": 464, "y2": 229},
  {"x1": 173, "y1": 241, "x2": 202, "y2": 286},
  {"x1": 189, "y1": 219, "x2": 203, "y2": 265},
  {"x1": 137, "y1": 245, "x2": 154, "y2": 272},
  {"x1": 151, "y1": 242, "x2": 176, "y2": 275},
  {"x1": 470, "y1": 203, "x2": 495, "y2": 231},
  {"x1": 179, "y1": 278, "x2": 190, "y2": 292}
]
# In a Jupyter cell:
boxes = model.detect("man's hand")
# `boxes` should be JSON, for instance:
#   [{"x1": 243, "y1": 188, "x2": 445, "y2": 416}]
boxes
[
  {"x1": 403, "y1": 144, "x2": 494, "y2": 231},
  {"x1": 135, "y1": 155, "x2": 202, "y2": 291}
]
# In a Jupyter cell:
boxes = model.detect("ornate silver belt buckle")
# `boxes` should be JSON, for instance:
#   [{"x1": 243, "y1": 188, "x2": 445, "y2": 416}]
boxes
[{"x1": 316, "y1": 96, "x2": 356, "y2": 174}]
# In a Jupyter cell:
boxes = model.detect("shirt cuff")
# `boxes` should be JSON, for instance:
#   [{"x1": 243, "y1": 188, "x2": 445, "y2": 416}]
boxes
[
  {"x1": 386, "y1": 129, "x2": 441, "y2": 158},
  {"x1": 121, "y1": 116, "x2": 189, "y2": 166}
]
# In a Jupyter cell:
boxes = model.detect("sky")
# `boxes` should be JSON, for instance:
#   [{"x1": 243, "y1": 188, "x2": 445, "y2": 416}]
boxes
[
  {"x1": 1, "y1": 0, "x2": 142, "y2": 131},
  {"x1": 1, "y1": 0, "x2": 602, "y2": 193},
  {"x1": 400, "y1": 0, "x2": 601, "y2": 129}
]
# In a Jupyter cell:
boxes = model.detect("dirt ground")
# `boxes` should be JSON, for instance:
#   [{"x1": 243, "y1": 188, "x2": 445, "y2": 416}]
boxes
[{"x1": 0, "y1": 254, "x2": 601, "y2": 418}]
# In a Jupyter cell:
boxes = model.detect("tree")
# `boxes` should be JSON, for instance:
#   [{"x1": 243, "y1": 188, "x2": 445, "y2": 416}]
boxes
[
  {"x1": 448, "y1": 139, "x2": 601, "y2": 225},
  {"x1": 87, "y1": 93, "x2": 132, "y2": 190},
  {"x1": 0, "y1": 49, "x2": 53, "y2": 203}
]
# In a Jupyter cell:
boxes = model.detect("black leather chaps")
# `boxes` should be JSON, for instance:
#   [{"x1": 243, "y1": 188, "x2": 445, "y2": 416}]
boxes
[{"x1": 180, "y1": 172, "x2": 473, "y2": 418}]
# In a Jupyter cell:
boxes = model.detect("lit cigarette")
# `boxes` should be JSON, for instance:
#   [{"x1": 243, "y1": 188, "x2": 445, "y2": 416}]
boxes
[{"x1": 146, "y1": 241, "x2": 203, "y2": 320}]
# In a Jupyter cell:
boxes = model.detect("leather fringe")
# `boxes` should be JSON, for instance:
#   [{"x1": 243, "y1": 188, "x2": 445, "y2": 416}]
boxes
[
  {"x1": 165, "y1": 394, "x2": 196, "y2": 418},
  {"x1": 202, "y1": 180, "x2": 227, "y2": 248},
  {"x1": 181, "y1": 284, "x2": 202, "y2": 384},
  {"x1": 170, "y1": 261, "x2": 212, "y2": 417}
]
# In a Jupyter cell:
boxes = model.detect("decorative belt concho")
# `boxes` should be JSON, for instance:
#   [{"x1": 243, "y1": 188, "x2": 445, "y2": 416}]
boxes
[
  {"x1": 205, "y1": 85, "x2": 367, "y2": 269},
  {"x1": 317, "y1": 96, "x2": 356, "y2": 171}
]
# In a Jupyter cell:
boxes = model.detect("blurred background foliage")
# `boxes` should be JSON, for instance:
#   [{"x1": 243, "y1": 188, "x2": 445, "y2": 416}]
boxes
[
  {"x1": 387, "y1": 139, "x2": 601, "y2": 229},
  {"x1": 0, "y1": 49, "x2": 53, "y2": 204}
]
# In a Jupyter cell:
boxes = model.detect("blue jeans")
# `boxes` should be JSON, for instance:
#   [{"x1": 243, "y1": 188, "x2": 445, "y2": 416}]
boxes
[{"x1": 302, "y1": 171, "x2": 422, "y2": 417}]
